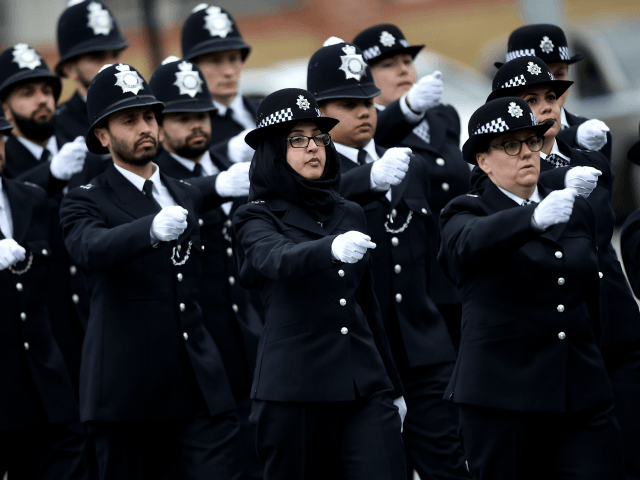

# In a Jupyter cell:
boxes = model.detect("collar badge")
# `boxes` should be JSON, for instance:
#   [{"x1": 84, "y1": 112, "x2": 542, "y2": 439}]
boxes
[
  {"x1": 527, "y1": 62, "x2": 542, "y2": 75},
  {"x1": 174, "y1": 61, "x2": 203, "y2": 98},
  {"x1": 339, "y1": 45, "x2": 367, "y2": 81},
  {"x1": 87, "y1": 2, "x2": 113, "y2": 36},
  {"x1": 114, "y1": 64, "x2": 144, "y2": 95},
  {"x1": 204, "y1": 6, "x2": 232, "y2": 38},
  {"x1": 508, "y1": 101, "x2": 523, "y2": 118},
  {"x1": 379, "y1": 31, "x2": 396, "y2": 48},
  {"x1": 296, "y1": 95, "x2": 310, "y2": 110},
  {"x1": 539, "y1": 36, "x2": 554, "y2": 54},
  {"x1": 12, "y1": 44, "x2": 41, "y2": 70}
]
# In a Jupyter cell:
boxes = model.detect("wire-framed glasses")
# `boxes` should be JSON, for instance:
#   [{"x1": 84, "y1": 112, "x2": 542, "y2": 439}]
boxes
[
  {"x1": 286, "y1": 133, "x2": 332, "y2": 148},
  {"x1": 486, "y1": 136, "x2": 544, "y2": 156}
]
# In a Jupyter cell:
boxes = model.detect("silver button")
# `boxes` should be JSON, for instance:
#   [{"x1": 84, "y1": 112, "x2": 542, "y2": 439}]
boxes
[
  {"x1": 421, "y1": 208, "x2": 427, "y2": 215},
  {"x1": 394, "y1": 264, "x2": 401, "y2": 274},
  {"x1": 228, "y1": 276, "x2": 235, "y2": 286},
  {"x1": 557, "y1": 305, "x2": 565, "y2": 313},
  {"x1": 177, "y1": 245, "x2": 182, "y2": 252},
  {"x1": 555, "y1": 251, "x2": 563, "y2": 259},
  {"x1": 436, "y1": 158, "x2": 445, "y2": 166},
  {"x1": 599, "y1": 272, "x2": 603, "y2": 279},
  {"x1": 338, "y1": 269, "x2": 345, "y2": 277},
  {"x1": 340, "y1": 298, "x2": 347, "y2": 307},
  {"x1": 202, "y1": 245, "x2": 205, "y2": 251},
  {"x1": 179, "y1": 303, "x2": 186, "y2": 312},
  {"x1": 391, "y1": 209, "x2": 397, "y2": 218},
  {"x1": 232, "y1": 304, "x2": 238, "y2": 313},
  {"x1": 20, "y1": 312, "x2": 27, "y2": 321},
  {"x1": 558, "y1": 332, "x2": 566, "y2": 340},
  {"x1": 69, "y1": 265, "x2": 77, "y2": 275},
  {"x1": 177, "y1": 273, "x2": 183, "y2": 282},
  {"x1": 441, "y1": 182, "x2": 450, "y2": 191},
  {"x1": 16, "y1": 283, "x2": 23, "y2": 292},
  {"x1": 558, "y1": 277, "x2": 565, "y2": 285},
  {"x1": 42, "y1": 249, "x2": 48, "y2": 256},
  {"x1": 183, "y1": 332, "x2": 189, "y2": 340},
  {"x1": 226, "y1": 248, "x2": 233, "y2": 257},
  {"x1": 341, "y1": 327, "x2": 348, "y2": 335},
  {"x1": 198, "y1": 218, "x2": 204, "y2": 226},
  {"x1": 391, "y1": 237, "x2": 399, "y2": 247},
  {"x1": 395, "y1": 293, "x2": 403, "y2": 303},
  {"x1": 24, "y1": 342, "x2": 29, "y2": 351},
  {"x1": 72, "y1": 294, "x2": 79, "y2": 304}
]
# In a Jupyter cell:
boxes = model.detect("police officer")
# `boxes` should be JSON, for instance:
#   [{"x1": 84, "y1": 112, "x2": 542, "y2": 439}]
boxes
[
  {"x1": 353, "y1": 24, "x2": 470, "y2": 351},
  {"x1": 55, "y1": 0, "x2": 128, "y2": 145},
  {"x1": 181, "y1": 4, "x2": 257, "y2": 165},
  {"x1": 0, "y1": 107, "x2": 86, "y2": 479},
  {"x1": 59, "y1": 63, "x2": 241, "y2": 480},
  {"x1": 308, "y1": 40, "x2": 469, "y2": 480},
  {"x1": 495, "y1": 24, "x2": 612, "y2": 161}
]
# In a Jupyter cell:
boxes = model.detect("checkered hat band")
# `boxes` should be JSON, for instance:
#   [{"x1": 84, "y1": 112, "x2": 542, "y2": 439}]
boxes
[
  {"x1": 474, "y1": 118, "x2": 509, "y2": 135},
  {"x1": 502, "y1": 74, "x2": 527, "y2": 88},
  {"x1": 505, "y1": 49, "x2": 536, "y2": 62},
  {"x1": 257, "y1": 108, "x2": 293, "y2": 128},
  {"x1": 559, "y1": 46, "x2": 570, "y2": 60}
]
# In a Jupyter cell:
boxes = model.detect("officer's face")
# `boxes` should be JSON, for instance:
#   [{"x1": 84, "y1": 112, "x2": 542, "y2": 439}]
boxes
[
  {"x1": 63, "y1": 50, "x2": 123, "y2": 90},
  {"x1": 546, "y1": 62, "x2": 570, "y2": 108},
  {"x1": 3, "y1": 81, "x2": 56, "y2": 125},
  {"x1": 370, "y1": 54, "x2": 416, "y2": 107},
  {"x1": 193, "y1": 50, "x2": 243, "y2": 105},
  {"x1": 477, "y1": 129, "x2": 540, "y2": 198},
  {"x1": 319, "y1": 98, "x2": 377, "y2": 149},
  {"x1": 517, "y1": 86, "x2": 561, "y2": 140},
  {"x1": 95, "y1": 106, "x2": 159, "y2": 166},
  {"x1": 160, "y1": 111, "x2": 212, "y2": 160},
  {"x1": 285, "y1": 121, "x2": 326, "y2": 181}
]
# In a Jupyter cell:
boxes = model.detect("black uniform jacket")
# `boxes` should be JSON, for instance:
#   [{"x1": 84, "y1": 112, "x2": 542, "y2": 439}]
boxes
[
  {"x1": 620, "y1": 211, "x2": 640, "y2": 314},
  {"x1": 438, "y1": 182, "x2": 612, "y2": 412},
  {"x1": 556, "y1": 109, "x2": 612, "y2": 163},
  {"x1": 0, "y1": 177, "x2": 78, "y2": 430},
  {"x1": 209, "y1": 96, "x2": 260, "y2": 161},
  {"x1": 341, "y1": 148, "x2": 456, "y2": 369},
  {"x1": 375, "y1": 102, "x2": 469, "y2": 306},
  {"x1": 59, "y1": 163, "x2": 235, "y2": 421},
  {"x1": 55, "y1": 92, "x2": 90, "y2": 146},
  {"x1": 233, "y1": 197, "x2": 404, "y2": 402}
]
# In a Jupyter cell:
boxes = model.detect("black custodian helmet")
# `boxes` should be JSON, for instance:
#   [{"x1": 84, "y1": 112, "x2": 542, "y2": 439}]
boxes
[
  {"x1": 86, "y1": 63, "x2": 163, "y2": 154},
  {"x1": 352, "y1": 24, "x2": 424, "y2": 66},
  {"x1": 0, "y1": 44, "x2": 62, "y2": 102}
]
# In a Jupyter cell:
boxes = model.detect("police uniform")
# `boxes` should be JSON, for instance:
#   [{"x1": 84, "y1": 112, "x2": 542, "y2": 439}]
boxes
[{"x1": 59, "y1": 63, "x2": 240, "y2": 480}]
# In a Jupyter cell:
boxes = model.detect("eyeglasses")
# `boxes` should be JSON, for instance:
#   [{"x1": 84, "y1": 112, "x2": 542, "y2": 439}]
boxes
[
  {"x1": 486, "y1": 136, "x2": 544, "y2": 156},
  {"x1": 286, "y1": 133, "x2": 331, "y2": 148}
]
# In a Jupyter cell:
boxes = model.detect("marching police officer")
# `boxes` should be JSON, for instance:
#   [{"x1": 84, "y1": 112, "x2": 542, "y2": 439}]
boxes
[
  {"x1": 55, "y1": 0, "x2": 128, "y2": 145},
  {"x1": 353, "y1": 24, "x2": 470, "y2": 350},
  {"x1": 308, "y1": 40, "x2": 469, "y2": 480},
  {"x1": 59, "y1": 63, "x2": 241, "y2": 480}
]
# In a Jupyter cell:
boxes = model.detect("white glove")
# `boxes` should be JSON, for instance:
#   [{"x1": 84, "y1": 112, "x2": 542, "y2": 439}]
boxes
[
  {"x1": 227, "y1": 129, "x2": 255, "y2": 164},
  {"x1": 0, "y1": 238, "x2": 26, "y2": 270},
  {"x1": 331, "y1": 231, "x2": 376, "y2": 264},
  {"x1": 371, "y1": 148, "x2": 411, "y2": 190},
  {"x1": 151, "y1": 206, "x2": 188, "y2": 242},
  {"x1": 565, "y1": 166, "x2": 602, "y2": 198},
  {"x1": 576, "y1": 119, "x2": 609, "y2": 152},
  {"x1": 406, "y1": 71, "x2": 443, "y2": 114},
  {"x1": 50, "y1": 136, "x2": 88, "y2": 180},
  {"x1": 532, "y1": 188, "x2": 578, "y2": 230},
  {"x1": 393, "y1": 396, "x2": 407, "y2": 433},
  {"x1": 215, "y1": 162, "x2": 251, "y2": 198}
]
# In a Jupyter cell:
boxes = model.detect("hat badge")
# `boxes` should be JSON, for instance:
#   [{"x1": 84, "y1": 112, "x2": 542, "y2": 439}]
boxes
[
  {"x1": 203, "y1": 6, "x2": 232, "y2": 38},
  {"x1": 339, "y1": 45, "x2": 367, "y2": 82},
  {"x1": 539, "y1": 36, "x2": 554, "y2": 54},
  {"x1": 114, "y1": 64, "x2": 144, "y2": 95},
  {"x1": 508, "y1": 102, "x2": 524, "y2": 118},
  {"x1": 174, "y1": 61, "x2": 203, "y2": 98},
  {"x1": 527, "y1": 62, "x2": 542, "y2": 75},
  {"x1": 296, "y1": 95, "x2": 310, "y2": 111},
  {"x1": 87, "y1": 2, "x2": 113, "y2": 36},
  {"x1": 379, "y1": 31, "x2": 396, "y2": 48},
  {"x1": 12, "y1": 44, "x2": 41, "y2": 70}
]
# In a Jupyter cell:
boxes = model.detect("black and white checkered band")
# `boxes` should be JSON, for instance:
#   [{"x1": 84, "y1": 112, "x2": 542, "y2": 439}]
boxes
[
  {"x1": 559, "y1": 46, "x2": 570, "y2": 60},
  {"x1": 363, "y1": 45, "x2": 381, "y2": 61},
  {"x1": 474, "y1": 118, "x2": 509, "y2": 135},
  {"x1": 502, "y1": 74, "x2": 526, "y2": 88},
  {"x1": 505, "y1": 48, "x2": 535, "y2": 62},
  {"x1": 257, "y1": 108, "x2": 293, "y2": 128},
  {"x1": 543, "y1": 153, "x2": 569, "y2": 168}
]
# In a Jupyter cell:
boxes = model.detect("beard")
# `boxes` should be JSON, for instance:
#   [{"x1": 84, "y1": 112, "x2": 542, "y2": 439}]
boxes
[
  {"x1": 167, "y1": 129, "x2": 212, "y2": 160},
  {"x1": 11, "y1": 108, "x2": 56, "y2": 142},
  {"x1": 111, "y1": 133, "x2": 158, "y2": 166}
]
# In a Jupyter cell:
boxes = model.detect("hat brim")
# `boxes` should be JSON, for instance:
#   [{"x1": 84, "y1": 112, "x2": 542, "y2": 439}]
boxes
[
  {"x1": 56, "y1": 38, "x2": 129, "y2": 76},
  {"x1": 160, "y1": 99, "x2": 217, "y2": 115},
  {"x1": 369, "y1": 45, "x2": 424, "y2": 65},
  {"x1": 314, "y1": 83, "x2": 382, "y2": 102},
  {"x1": 87, "y1": 97, "x2": 164, "y2": 154},
  {"x1": 486, "y1": 80, "x2": 574, "y2": 103},
  {"x1": 0, "y1": 71, "x2": 62, "y2": 102},
  {"x1": 244, "y1": 116, "x2": 340, "y2": 150},
  {"x1": 494, "y1": 54, "x2": 584, "y2": 70},
  {"x1": 462, "y1": 122, "x2": 554, "y2": 165},
  {"x1": 186, "y1": 39, "x2": 251, "y2": 62},
  {"x1": 628, "y1": 140, "x2": 640, "y2": 166}
]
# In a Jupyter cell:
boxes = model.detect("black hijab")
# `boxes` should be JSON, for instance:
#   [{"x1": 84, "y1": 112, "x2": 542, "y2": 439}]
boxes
[{"x1": 248, "y1": 123, "x2": 342, "y2": 223}]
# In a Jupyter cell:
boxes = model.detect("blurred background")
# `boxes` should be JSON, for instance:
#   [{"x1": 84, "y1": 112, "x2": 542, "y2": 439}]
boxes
[{"x1": 0, "y1": 0, "x2": 639, "y2": 217}]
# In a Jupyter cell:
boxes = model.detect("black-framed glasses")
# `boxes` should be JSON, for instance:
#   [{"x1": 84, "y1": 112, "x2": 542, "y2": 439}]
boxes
[
  {"x1": 486, "y1": 136, "x2": 544, "y2": 156},
  {"x1": 286, "y1": 133, "x2": 331, "y2": 148}
]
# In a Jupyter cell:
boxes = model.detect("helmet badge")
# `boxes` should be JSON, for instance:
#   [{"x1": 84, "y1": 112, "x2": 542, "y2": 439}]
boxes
[
  {"x1": 173, "y1": 61, "x2": 204, "y2": 98},
  {"x1": 87, "y1": 1, "x2": 113, "y2": 36},
  {"x1": 339, "y1": 45, "x2": 367, "y2": 81},
  {"x1": 12, "y1": 44, "x2": 42, "y2": 70},
  {"x1": 114, "y1": 64, "x2": 144, "y2": 95}
]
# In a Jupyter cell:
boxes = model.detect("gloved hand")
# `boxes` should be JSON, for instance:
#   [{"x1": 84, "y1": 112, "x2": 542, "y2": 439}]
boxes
[
  {"x1": 576, "y1": 119, "x2": 609, "y2": 152},
  {"x1": 215, "y1": 162, "x2": 251, "y2": 198},
  {"x1": 371, "y1": 148, "x2": 411, "y2": 190},
  {"x1": 0, "y1": 238, "x2": 26, "y2": 270},
  {"x1": 532, "y1": 188, "x2": 578, "y2": 230},
  {"x1": 393, "y1": 396, "x2": 407, "y2": 433},
  {"x1": 50, "y1": 136, "x2": 88, "y2": 180},
  {"x1": 150, "y1": 206, "x2": 188, "y2": 242},
  {"x1": 565, "y1": 166, "x2": 602, "y2": 198},
  {"x1": 331, "y1": 231, "x2": 376, "y2": 264},
  {"x1": 406, "y1": 71, "x2": 442, "y2": 114},
  {"x1": 228, "y1": 129, "x2": 255, "y2": 164}
]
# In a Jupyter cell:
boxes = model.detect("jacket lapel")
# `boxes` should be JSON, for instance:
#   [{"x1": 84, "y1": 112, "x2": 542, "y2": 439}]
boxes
[
  {"x1": 277, "y1": 201, "x2": 328, "y2": 237},
  {"x1": 160, "y1": 173, "x2": 198, "y2": 243},
  {"x1": 537, "y1": 184, "x2": 568, "y2": 244},
  {"x1": 105, "y1": 163, "x2": 160, "y2": 219}
]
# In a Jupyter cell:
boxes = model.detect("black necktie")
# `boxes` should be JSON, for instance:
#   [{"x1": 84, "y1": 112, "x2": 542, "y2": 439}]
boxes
[
  {"x1": 544, "y1": 153, "x2": 569, "y2": 168},
  {"x1": 40, "y1": 149, "x2": 51, "y2": 162},
  {"x1": 193, "y1": 163, "x2": 203, "y2": 177},
  {"x1": 143, "y1": 180, "x2": 162, "y2": 212},
  {"x1": 357, "y1": 149, "x2": 368, "y2": 166}
]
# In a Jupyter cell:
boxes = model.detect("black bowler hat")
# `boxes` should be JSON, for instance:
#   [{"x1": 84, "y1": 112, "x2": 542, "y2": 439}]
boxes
[
  {"x1": 628, "y1": 121, "x2": 640, "y2": 166},
  {"x1": 307, "y1": 40, "x2": 381, "y2": 101},
  {"x1": 56, "y1": 0, "x2": 128, "y2": 76},
  {"x1": 0, "y1": 44, "x2": 62, "y2": 102},
  {"x1": 86, "y1": 63, "x2": 163, "y2": 154},
  {"x1": 244, "y1": 88, "x2": 339, "y2": 149},
  {"x1": 182, "y1": 4, "x2": 251, "y2": 62},
  {"x1": 149, "y1": 56, "x2": 216, "y2": 115},
  {"x1": 462, "y1": 97, "x2": 553, "y2": 165},
  {"x1": 487, "y1": 56, "x2": 573, "y2": 102},
  {"x1": 495, "y1": 23, "x2": 584, "y2": 68},
  {"x1": 0, "y1": 107, "x2": 13, "y2": 133},
  {"x1": 352, "y1": 24, "x2": 423, "y2": 65}
]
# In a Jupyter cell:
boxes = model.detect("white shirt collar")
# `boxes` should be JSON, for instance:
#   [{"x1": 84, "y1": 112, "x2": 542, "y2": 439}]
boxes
[
  {"x1": 539, "y1": 139, "x2": 570, "y2": 163},
  {"x1": 560, "y1": 108, "x2": 569, "y2": 129},
  {"x1": 213, "y1": 95, "x2": 244, "y2": 117},
  {"x1": 168, "y1": 150, "x2": 218, "y2": 176},
  {"x1": 113, "y1": 162, "x2": 161, "y2": 192},
  {"x1": 334, "y1": 139, "x2": 380, "y2": 164},
  {"x1": 16, "y1": 135, "x2": 59, "y2": 161},
  {"x1": 498, "y1": 185, "x2": 542, "y2": 205}
]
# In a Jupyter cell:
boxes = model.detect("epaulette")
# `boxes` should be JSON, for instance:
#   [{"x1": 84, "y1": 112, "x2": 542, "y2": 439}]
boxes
[
  {"x1": 179, "y1": 180, "x2": 192, "y2": 186},
  {"x1": 22, "y1": 181, "x2": 40, "y2": 188},
  {"x1": 79, "y1": 183, "x2": 95, "y2": 190},
  {"x1": 466, "y1": 194, "x2": 479, "y2": 198},
  {"x1": 249, "y1": 200, "x2": 265, "y2": 204}
]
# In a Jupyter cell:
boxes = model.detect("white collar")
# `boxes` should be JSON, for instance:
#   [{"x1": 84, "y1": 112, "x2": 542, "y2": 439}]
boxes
[
  {"x1": 113, "y1": 162, "x2": 161, "y2": 192},
  {"x1": 168, "y1": 150, "x2": 215, "y2": 176},
  {"x1": 560, "y1": 108, "x2": 569, "y2": 129},
  {"x1": 498, "y1": 185, "x2": 542, "y2": 205},
  {"x1": 16, "y1": 135, "x2": 59, "y2": 160},
  {"x1": 539, "y1": 139, "x2": 570, "y2": 162},
  {"x1": 213, "y1": 95, "x2": 243, "y2": 116},
  {"x1": 375, "y1": 103, "x2": 386, "y2": 111},
  {"x1": 334, "y1": 139, "x2": 380, "y2": 164}
]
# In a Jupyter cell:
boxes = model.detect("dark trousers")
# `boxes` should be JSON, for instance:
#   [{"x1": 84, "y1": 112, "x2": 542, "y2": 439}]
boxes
[
  {"x1": 250, "y1": 389, "x2": 406, "y2": 480},
  {"x1": 402, "y1": 363, "x2": 470, "y2": 480},
  {"x1": 458, "y1": 401, "x2": 625, "y2": 480},
  {"x1": 0, "y1": 421, "x2": 87, "y2": 480},
  {"x1": 87, "y1": 407, "x2": 241, "y2": 480},
  {"x1": 234, "y1": 394, "x2": 263, "y2": 480}
]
